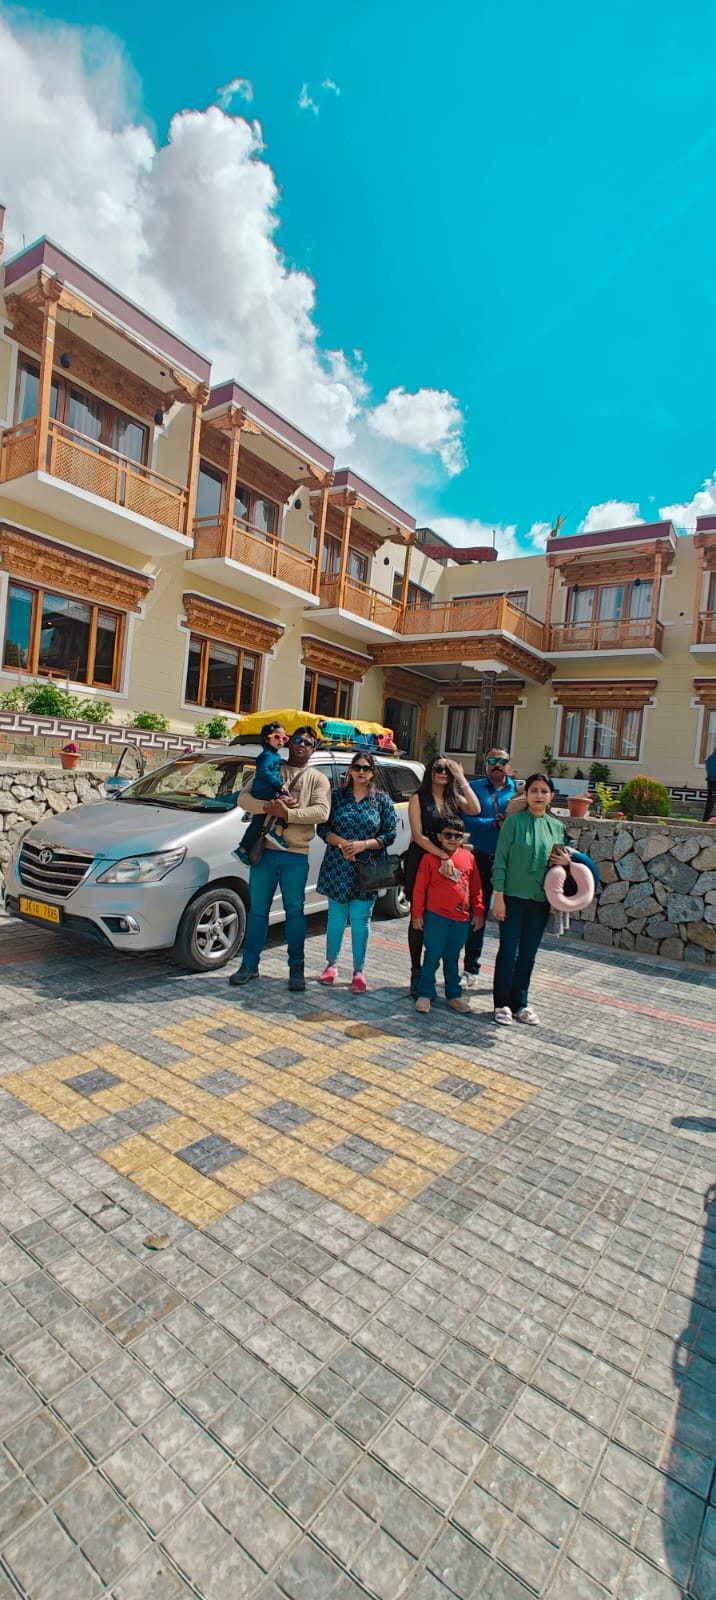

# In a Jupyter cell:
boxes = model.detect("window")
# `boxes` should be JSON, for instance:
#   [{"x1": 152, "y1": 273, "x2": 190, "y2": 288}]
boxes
[
  {"x1": 700, "y1": 707, "x2": 716, "y2": 764},
  {"x1": 303, "y1": 670, "x2": 352, "y2": 719},
  {"x1": 196, "y1": 463, "x2": 223, "y2": 520},
  {"x1": 707, "y1": 574, "x2": 716, "y2": 614},
  {"x1": 3, "y1": 581, "x2": 123, "y2": 688},
  {"x1": 446, "y1": 705, "x2": 514, "y2": 754},
  {"x1": 312, "y1": 533, "x2": 369, "y2": 585},
  {"x1": 234, "y1": 480, "x2": 278, "y2": 538},
  {"x1": 383, "y1": 763, "x2": 421, "y2": 803},
  {"x1": 383, "y1": 696, "x2": 419, "y2": 758},
  {"x1": 17, "y1": 358, "x2": 148, "y2": 463},
  {"x1": 567, "y1": 581, "x2": 653, "y2": 625},
  {"x1": 184, "y1": 634, "x2": 259, "y2": 714},
  {"x1": 560, "y1": 705, "x2": 643, "y2": 760},
  {"x1": 392, "y1": 575, "x2": 432, "y2": 607}
]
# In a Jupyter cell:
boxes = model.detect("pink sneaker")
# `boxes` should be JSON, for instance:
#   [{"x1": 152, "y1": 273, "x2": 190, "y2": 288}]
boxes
[
  {"x1": 350, "y1": 972, "x2": 367, "y2": 994},
  {"x1": 319, "y1": 963, "x2": 337, "y2": 985}
]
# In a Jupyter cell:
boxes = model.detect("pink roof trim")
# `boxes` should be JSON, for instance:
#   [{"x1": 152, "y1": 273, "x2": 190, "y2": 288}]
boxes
[
  {"x1": 207, "y1": 380, "x2": 334, "y2": 472},
  {"x1": 552, "y1": 520, "x2": 676, "y2": 554},
  {"x1": 332, "y1": 467, "x2": 415, "y2": 531}
]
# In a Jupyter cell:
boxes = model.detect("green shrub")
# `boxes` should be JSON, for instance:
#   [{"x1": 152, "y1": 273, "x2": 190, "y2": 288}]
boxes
[
  {"x1": 126, "y1": 710, "x2": 170, "y2": 732},
  {"x1": 589, "y1": 760, "x2": 612, "y2": 786},
  {"x1": 420, "y1": 731, "x2": 439, "y2": 764},
  {"x1": 194, "y1": 715, "x2": 231, "y2": 740},
  {"x1": 78, "y1": 699, "x2": 113, "y2": 725},
  {"x1": 615, "y1": 775, "x2": 671, "y2": 818},
  {"x1": 20, "y1": 682, "x2": 82, "y2": 717},
  {"x1": 0, "y1": 685, "x2": 28, "y2": 711}
]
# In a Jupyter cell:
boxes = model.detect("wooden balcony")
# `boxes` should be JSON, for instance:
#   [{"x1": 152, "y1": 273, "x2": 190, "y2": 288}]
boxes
[
  {"x1": 547, "y1": 616, "x2": 663, "y2": 654},
  {"x1": 191, "y1": 514, "x2": 319, "y2": 604},
  {"x1": 318, "y1": 573, "x2": 402, "y2": 633},
  {"x1": 694, "y1": 612, "x2": 716, "y2": 646},
  {"x1": 401, "y1": 593, "x2": 545, "y2": 651},
  {"x1": 0, "y1": 416, "x2": 191, "y2": 554}
]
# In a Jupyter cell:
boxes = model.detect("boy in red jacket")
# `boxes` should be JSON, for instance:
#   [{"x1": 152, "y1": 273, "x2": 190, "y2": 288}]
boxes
[{"x1": 412, "y1": 820, "x2": 484, "y2": 1014}]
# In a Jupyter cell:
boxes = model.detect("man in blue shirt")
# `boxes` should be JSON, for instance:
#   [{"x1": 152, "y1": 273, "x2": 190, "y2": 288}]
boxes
[
  {"x1": 704, "y1": 744, "x2": 716, "y2": 822},
  {"x1": 462, "y1": 747, "x2": 518, "y2": 988}
]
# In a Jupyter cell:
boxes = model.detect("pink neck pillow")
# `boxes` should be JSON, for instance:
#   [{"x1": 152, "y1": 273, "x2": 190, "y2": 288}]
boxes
[{"x1": 544, "y1": 859, "x2": 595, "y2": 912}]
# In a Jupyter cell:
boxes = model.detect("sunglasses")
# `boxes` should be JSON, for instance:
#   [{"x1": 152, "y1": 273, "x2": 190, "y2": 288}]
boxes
[
  {"x1": 433, "y1": 763, "x2": 449, "y2": 774},
  {"x1": 352, "y1": 763, "x2": 373, "y2": 773},
  {"x1": 487, "y1": 757, "x2": 509, "y2": 767},
  {"x1": 440, "y1": 830, "x2": 464, "y2": 840}
]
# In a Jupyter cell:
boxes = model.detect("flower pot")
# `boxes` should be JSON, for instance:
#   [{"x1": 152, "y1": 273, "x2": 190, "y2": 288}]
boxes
[
  {"x1": 60, "y1": 752, "x2": 79, "y2": 771},
  {"x1": 567, "y1": 796, "x2": 591, "y2": 819}
]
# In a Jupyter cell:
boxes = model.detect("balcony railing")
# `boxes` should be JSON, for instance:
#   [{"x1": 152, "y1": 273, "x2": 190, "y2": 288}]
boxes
[
  {"x1": 193, "y1": 515, "x2": 318, "y2": 592},
  {"x1": 400, "y1": 594, "x2": 545, "y2": 651},
  {"x1": 696, "y1": 612, "x2": 716, "y2": 645},
  {"x1": 0, "y1": 417, "x2": 188, "y2": 531},
  {"x1": 319, "y1": 574, "x2": 402, "y2": 630},
  {"x1": 548, "y1": 616, "x2": 663, "y2": 653}
]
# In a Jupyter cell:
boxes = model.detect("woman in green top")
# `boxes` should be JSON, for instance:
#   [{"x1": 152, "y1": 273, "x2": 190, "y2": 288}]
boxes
[{"x1": 491, "y1": 772, "x2": 569, "y2": 1026}]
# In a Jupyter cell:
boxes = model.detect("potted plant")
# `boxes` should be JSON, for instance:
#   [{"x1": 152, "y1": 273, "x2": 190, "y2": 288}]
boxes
[
  {"x1": 60, "y1": 741, "x2": 79, "y2": 771},
  {"x1": 567, "y1": 790, "x2": 592, "y2": 818}
]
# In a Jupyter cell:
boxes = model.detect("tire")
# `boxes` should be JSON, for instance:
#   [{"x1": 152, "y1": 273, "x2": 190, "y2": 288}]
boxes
[
  {"x1": 380, "y1": 883, "x2": 410, "y2": 919},
  {"x1": 173, "y1": 887, "x2": 246, "y2": 972}
]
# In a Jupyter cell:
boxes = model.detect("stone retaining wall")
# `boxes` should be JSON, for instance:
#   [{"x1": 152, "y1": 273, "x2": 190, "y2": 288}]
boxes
[
  {"x1": 566, "y1": 817, "x2": 716, "y2": 964},
  {"x1": 0, "y1": 768, "x2": 105, "y2": 883}
]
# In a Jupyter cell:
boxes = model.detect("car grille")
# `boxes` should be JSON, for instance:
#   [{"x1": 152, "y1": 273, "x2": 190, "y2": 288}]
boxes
[{"x1": 18, "y1": 843, "x2": 96, "y2": 900}]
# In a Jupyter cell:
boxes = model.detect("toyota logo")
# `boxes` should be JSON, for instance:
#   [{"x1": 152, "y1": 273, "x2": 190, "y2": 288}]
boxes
[{"x1": 38, "y1": 849, "x2": 53, "y2": 866}]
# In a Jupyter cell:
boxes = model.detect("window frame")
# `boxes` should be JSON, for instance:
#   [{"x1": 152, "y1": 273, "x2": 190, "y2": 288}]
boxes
[
  {"x1": 699, "y1": 706, "x2": 716, "y2": 764},
  {"x1": 16, "y1": 356, "x2": 149, "y2": 466},
  {"x1": 2, "y1": 579, "x2": 124, "y2": 690},
  {"x1": 566, "y1": 580, "x2": 653, "y2": 625},
  {"x1": 302, "y1": 668, "x2": 353, "y2": 719},
  {"x1": 558, "y1": 704, "x2": 643, "y2": 761},
  {"x1": 392, "y1": 574, "x2": 433, "y2": 607},
  {"x1": 446, "y1": 704, "x2": 514, "y2": 754},
  {"x1": 706, "y1": 572, "x2": 716, "y2": 614},
  {"x1": 195, "y1": 458, "x2": 280, "y2": 539},
  {"x1": 183, "y1": 632, "x2": 261, "y2": 715}
]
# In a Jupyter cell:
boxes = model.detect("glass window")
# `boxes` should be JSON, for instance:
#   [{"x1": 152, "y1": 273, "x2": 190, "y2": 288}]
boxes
[
  {"x1": 234, "y1": 481, "x2": 251, "y2": 524},
  {"x1": 493, "y1": 706, "x2": 514, "y2": 751},
  {"x1": 113, "y1": 417, "x2": 145, "y2": 463},
  {"x1": 560, "y1": 705, "x2": 642, "y2": 761},
  {"x1": 338, "y1": 680, "x2": 351, "y2": 718},
  {"x1": 568, "y1": 587, "x2": 594, "y2": 624},
  {"x1": 205, "y1": 641, "x2": 240, "y2": 710},
  {"x1": 629, "y1": 580, "x2": 653, "y2": 619},
  {"x1": 303, "y1": 669, "x2": 352, "y2": 718},
  {"x1": 383, "y1": 696, "x2": 418, "y2": 758},
  {"x1": 17, "y1": 361, "x2": 58, "y2": 423},
  {"x1": 383, "y1": 763, "x2": 421, "y2": 802},
  {"x1": 315, "y1": 673, "x2": 340, "y2": 717},
  {"x1": 38, "y1": 594, "x2": 91, "y2": 681},
  {"x1": 185, "y1": 636, "x2": 203, "y2": 704},
  {"x1": 197, "y1": 463, "x2": 223, "y2": 520},
  {"x1": 94, "y1": 612, "x2": 119, "y2": 686},
  {"x1": 598, "y1": 587, "x2": 625, "y2": 621},
  {"x1": 348, "y1": 549, "x2": 369, "y2": 584},
  {"x1": 68, "y1": 387, "x2": 103, "y2": 444},
  {"x1": 239, "y1": 654, "x2": 256, "y2": 713},
  {"x1": 562, "y1": 709, "x2": 581, "y2": 755},
  {"x1": 621, "y1": 709, "x2": 640, "y2": 758},
  {"x1": 3, "y1": 584, "x2": 33, "y2": 669},
  {"x1": 701, "y1": 708, "x2": 716, "y2": 762},
  {"x1": 707, "y1": 575, "x2": 716, "y2": 614},
  {"x1": 253, "y1": 497, "x2": 277, "y2": 537}
]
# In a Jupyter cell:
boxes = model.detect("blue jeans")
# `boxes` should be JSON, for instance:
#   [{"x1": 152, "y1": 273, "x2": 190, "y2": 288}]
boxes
[
  {"x1": 242, "y1": 849, "x2": 309, "y2": 973},
  {"x1": 326, "y1": 897, "x2": 375, "y2": 973},
  {"x1": 493, "y1": 896, "x2": 550, "y2": 1012},
  {"x1": 417, "y1": 910, "x2": 468, "y2": 1000}
]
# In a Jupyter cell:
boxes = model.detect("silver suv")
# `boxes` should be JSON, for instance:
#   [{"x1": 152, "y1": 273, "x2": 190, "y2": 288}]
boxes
[{"x1": 3, "y1": 746, "x2": 421, "y2": 970}]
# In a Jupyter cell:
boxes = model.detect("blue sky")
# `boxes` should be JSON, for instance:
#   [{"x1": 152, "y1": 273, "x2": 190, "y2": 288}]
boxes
[{"x1": 3, "y1": 1, "x2": 716, "y2": 546}]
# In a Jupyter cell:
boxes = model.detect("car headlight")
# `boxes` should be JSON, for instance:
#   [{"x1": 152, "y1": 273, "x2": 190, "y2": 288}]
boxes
[{"x1": 97, "y1": 849, "x2": 186, "y2": 884}]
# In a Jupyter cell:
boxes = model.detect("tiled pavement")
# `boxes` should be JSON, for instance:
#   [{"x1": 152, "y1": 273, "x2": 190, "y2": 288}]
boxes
[{"x1": 0, "y1": 913, "x2": 714, "y2": 1600}]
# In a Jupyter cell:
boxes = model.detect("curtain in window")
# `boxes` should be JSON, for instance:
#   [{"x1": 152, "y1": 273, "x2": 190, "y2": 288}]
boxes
[
  {"x1": 598, "y1": 586, "x2": 625, "y2": 621},
  {"x1": 68, "y1": 387, "x2": 103, "y2": 445},
  {"x1": 621, "y1": 709, "x2": 640, "y2": 758},
  {"x1": 629, "y1": 581, "x2": 653, "y2": 619},
  {"x1": 568, "y1": 588, "x2": 594, "y2": 624},
  {"x1": 38, "y1": 594, "x2": 91, "y2": 681}
]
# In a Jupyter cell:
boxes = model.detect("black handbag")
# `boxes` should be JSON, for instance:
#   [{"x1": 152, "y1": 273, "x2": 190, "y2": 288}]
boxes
[{"x1": 355, "y1": 852, "x2": 403, "y2": 894}]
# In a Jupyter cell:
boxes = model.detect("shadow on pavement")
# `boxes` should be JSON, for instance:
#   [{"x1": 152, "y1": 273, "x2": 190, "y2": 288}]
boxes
[{"x1": 664, "y1": 1182, "x2": 716, "y2": 1598}]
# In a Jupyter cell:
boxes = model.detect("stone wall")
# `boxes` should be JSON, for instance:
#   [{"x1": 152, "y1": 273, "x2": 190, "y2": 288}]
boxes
[
  {"x1": 0, "y1": 767, "x2": 106, "y2": 886},
  {"x1": 565, "y1": 817, "x2": 716, "y2": 965}
]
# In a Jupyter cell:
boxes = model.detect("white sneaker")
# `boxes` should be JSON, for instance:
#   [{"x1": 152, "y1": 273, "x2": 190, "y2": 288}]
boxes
[
  {"x1": 494, "y1": 1006, "x2": 513, "y2": 1026},
  {"x1": 515, "y1": 1006, "x2": 540, "y2": 1026},
  {"x1": 464, "y1": 973, "x2": 480, "y2": 991}
]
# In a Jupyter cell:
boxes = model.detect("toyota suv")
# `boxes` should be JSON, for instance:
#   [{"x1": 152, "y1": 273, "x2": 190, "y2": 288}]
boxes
[{"x1": 3, "y1": 745, "x2": 421, "y2": 970}]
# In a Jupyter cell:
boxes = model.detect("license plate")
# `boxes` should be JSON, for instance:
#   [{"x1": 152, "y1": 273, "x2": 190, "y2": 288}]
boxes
[{"x1": 19, "y1": 897, "x2": 61, "y2": 925}]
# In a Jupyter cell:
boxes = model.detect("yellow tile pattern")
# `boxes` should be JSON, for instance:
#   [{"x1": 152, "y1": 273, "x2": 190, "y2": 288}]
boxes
[{"x1": 3, "y1": 1009, "x2": 537, "y2": 1227}]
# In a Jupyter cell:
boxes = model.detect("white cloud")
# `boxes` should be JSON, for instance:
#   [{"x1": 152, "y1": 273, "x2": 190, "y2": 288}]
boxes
[
  {"x1": 578, "y1": 500, "x2": 644, "y2": 533},
  {"x1": 298, "y1": 83, "x2": 320, "y2": 115},
  {"x1": 429, "y1": 518, "x2": 522, "y2": 560},
  {"x1": 367, "y1": 388, "x2": 467, "y2": 478},
  {"x1": 322, "y1": 78, "x2": 341, "y2": 95},
  {"x1": 660, "y1": 470, "x2": 716, "y2": 532},
  {"x1": 217, "y1": 77, "x2": 253, "y2": 108}
]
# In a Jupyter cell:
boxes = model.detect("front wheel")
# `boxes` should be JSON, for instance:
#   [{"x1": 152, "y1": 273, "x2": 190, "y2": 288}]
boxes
[
  {"x1": 173, "y1": 888, "x2": 246, "y2": 971},
  {"x1": 380, "y1": 883, "x2": 410, "y2": 919}
]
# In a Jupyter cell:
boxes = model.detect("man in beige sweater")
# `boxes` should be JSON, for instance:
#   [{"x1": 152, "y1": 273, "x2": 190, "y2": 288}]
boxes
[{"x1": 230, "y1": 726, "x2": 331, "y2": 992}]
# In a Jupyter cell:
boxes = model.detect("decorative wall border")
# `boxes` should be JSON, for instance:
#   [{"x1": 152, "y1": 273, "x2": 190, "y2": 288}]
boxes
[{"x1": 0, "y1": 711, "x2": 217, "y2": 753}]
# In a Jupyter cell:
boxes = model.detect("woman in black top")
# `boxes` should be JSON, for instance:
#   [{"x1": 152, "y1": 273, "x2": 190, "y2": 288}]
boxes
[{"x1": 405, "y1": 755, "x2": 480, "y2": 995}]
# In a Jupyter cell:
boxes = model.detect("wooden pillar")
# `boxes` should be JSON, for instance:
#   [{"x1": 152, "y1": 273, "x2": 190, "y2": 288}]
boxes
[
  {"x1": 223, "y1": 417, "x2": 244, "y2": 558},
  {"x1": 184, "y1": 392, "x2": 207, "y2": 536},
  {"x1": 35, "y1": 281, "x2": 61, "y2": 471},
  {"x1": 313, "y1": 482, "x2": 330, "y2": 597},
  {"x1": 651, "y1": 551, "x2": 663, "y2": 647},
  {"x1": 474, "y1": 671, "x2": 497, "y2": 768},
  {"x1": 337, "y1": 496, "x2": 354, "y2": 609},
  {"x1": 692, "y1": 543, "x2": 706, "y2": 645},
  {"x1": 544, "y1": 562, "x2": 556, "y2": 649},
  {"x1": 398, "y1": 535, "x2": 414, "y2": 624}
]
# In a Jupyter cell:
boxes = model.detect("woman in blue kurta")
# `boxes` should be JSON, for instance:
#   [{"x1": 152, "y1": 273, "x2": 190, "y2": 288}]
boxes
[{"x1": 317, "y1": 752, "x2": 397, "y2": 992}]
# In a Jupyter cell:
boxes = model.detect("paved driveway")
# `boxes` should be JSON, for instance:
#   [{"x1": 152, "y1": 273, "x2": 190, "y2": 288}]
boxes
[{"x1": 0, "y1": 915, "x2": 714, "y2": 1599}]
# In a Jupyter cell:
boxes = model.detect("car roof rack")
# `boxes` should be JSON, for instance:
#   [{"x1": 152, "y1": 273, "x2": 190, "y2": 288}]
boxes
[{"x1": 230, "y1": 733, "x2": 403, "y2": 757}]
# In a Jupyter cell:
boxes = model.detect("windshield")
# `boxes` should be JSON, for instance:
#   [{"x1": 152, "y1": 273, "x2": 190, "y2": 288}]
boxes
[{"x1": 120, "y1": 754, "x2": 257, "y2": 811}]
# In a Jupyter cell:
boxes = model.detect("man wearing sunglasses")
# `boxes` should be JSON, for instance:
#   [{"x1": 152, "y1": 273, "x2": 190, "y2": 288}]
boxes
[
  {"x1": 231, "y1": 727, "x2": 331, "y2": 992},
  {"x1": 462, "y1": 747, "x2": 518, "y2": 989}
]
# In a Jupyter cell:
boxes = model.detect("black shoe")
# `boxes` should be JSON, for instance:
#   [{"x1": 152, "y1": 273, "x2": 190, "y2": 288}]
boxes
[
  {"x1": 409, "y1": 968, "x2": 421, "y2": 999},
  {"x1": 229, "y1": 966, "x2": 258, "y2": 987},
  {"x1": 288, "y1": 968, "x2": 306, "y2": 992}
]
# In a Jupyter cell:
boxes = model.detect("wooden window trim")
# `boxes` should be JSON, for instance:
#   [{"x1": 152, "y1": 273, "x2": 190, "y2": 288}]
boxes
[
  {"x1": 303, "y1": 668, "x2": 353, "y2": 719},
  {"x1": 17, "y1": 355, "x2": 149, "y2": 466},
  {"x1": 197, "y1": 458, "x2": 280, "y2": 534},
  {"x1": 565, "y1": 578, "x2": 653, "y2": 622},
  {"x1": 699, "y1": 706, "x2": 716, "y2": 764},
  {"x1": 558, "y1": 705, "x2": 643, "y2": 761},
  {"x1": 3, "y1": 580, "x2": 123, "y2": 690},
  {"x1": 184, "y1": 632, "x2": 260, "y2": 715}
]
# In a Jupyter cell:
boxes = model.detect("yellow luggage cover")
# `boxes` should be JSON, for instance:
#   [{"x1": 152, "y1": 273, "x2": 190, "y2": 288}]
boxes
[{"x1": 232, "y1": 708, "x2": 396, "y2": 750}]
